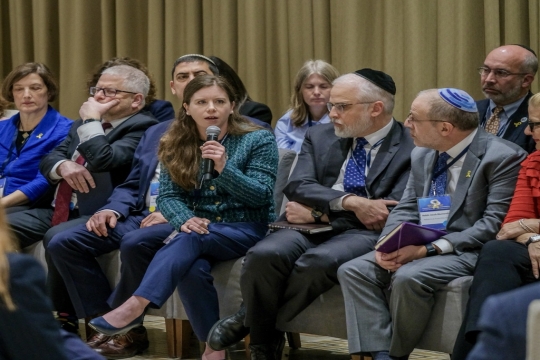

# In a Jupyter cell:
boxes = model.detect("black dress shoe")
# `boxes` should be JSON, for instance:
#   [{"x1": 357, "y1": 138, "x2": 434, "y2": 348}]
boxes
[
  {"x1": 207, "y1": 304, "x2": 249, "y2": 350},
  {"x1": 249, "y1": 334, "x2": 285, "y2": 360},
  {"x1": 95, "y1": 326, "x2": 149, "y2": 359}
]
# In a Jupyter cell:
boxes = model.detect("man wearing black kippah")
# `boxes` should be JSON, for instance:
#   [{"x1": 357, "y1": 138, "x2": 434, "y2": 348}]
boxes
[
  {"x1": 207, "y1": 69, "x2": 415, "y2": 359},
  {"x1": 476, "y1": 44, "x2": 537, "y2": 152}
]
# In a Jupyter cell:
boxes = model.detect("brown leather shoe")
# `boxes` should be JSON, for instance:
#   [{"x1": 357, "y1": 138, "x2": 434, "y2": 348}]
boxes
[
  {"x1": 94, "y1": 326, "x2": 149, "y2": 359},
  {"x1": 86, "y1": 331, "x2": 111, "y2": 348}
]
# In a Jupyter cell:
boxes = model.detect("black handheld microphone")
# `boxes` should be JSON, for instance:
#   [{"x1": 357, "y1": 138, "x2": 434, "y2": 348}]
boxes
[{"x1": 202, "y1": 126, "x2": 221, "y2": 180}]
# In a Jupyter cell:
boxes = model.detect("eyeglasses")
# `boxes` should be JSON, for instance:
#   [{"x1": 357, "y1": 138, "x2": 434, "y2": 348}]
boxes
[
  {"x1": 406, "y1": 113, "x2": 452, "y2": 124},
  {"x1": 326, "y1": 101, "x2": 373, "y2": 114},
  {"x1": 89, "y1": 87, "x2": 138, "y2": 97},
  {"x1": 527, "y1": 121, "x2": 540, "y2": 132},
  {"x1": 477, "y1": 66, "x2": 529, "y2": 79}
]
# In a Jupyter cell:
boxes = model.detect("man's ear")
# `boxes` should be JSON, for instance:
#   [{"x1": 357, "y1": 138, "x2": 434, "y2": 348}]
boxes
[
  {"x1": 440, "y1": 121, "x2": 455, "y2": 136},
  {"x1": 370, "y1": 101, "x2": 385, "y2": 117},
  {"x1": 132, "y1": 93, "x2": 145, "y2": 109},
  {"x1": 170, "y1": 80, "x2": 176, "y2": 95},
  {"x1": 523, "y1": 74, "x2": 535, "y2": 89}
]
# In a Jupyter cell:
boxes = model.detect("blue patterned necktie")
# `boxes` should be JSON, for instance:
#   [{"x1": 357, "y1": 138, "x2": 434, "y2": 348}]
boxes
[
  {"x1": 432, "y1": 152, "x2": 450, "y2": 195},
  {"x1": 344, "y1": 137, "x2": 369, "y2": 197}
]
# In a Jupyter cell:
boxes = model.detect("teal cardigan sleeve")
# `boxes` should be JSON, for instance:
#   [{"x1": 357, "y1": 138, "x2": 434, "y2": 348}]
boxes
[
  {"x1": 157, "y1": 129, "x2": 278, "y2": 230},
  {"x1": 214, "y1": 130, "x2": 277, "y2": 207},
  {"x1": 157, "y1": 165, "x2": 195, "y2": 229}
]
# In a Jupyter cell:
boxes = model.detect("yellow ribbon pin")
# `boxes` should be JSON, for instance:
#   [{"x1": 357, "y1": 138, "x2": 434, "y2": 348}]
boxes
[
  {"x1": 466, "y1": 170, "x2": 471, "y2": 178},
  {"x1": 514, "y1": 121, "x2": 522, "y2": 128},
  {"x1": 36, "y1": 133, "x2": 43, "y2": 139}
]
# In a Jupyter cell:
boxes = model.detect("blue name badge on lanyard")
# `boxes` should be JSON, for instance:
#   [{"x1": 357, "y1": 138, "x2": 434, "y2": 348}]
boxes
[
  {"x1": 417, "y1": 196, "x2": 451, "y2": 230},
  {"x1": 0, "y1": 177, "x2": 6, "y2": 198},
  {"x1": 148, "y1": 181, "x2": 159, "y2": 213}
]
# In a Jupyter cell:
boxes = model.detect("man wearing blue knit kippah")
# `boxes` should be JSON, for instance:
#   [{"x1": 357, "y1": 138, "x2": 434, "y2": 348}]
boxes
[{"x1": 337, "y1": 88, "x2": 527, "y2": 360}]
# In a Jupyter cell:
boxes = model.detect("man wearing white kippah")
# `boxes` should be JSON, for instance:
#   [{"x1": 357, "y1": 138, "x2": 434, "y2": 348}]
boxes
[{"x1": 337, "y1": 88, "x2": 527, "y2": 360}]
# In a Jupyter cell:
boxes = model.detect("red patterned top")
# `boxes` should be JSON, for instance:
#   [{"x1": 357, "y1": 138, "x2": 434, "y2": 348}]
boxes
[{"x1": 503, "y1": 150, "x2": 540, "y2": 225}]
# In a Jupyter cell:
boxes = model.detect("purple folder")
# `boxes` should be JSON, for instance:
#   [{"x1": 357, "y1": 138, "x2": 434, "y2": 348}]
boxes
[{"x1": 375, "y1": 222, "x2": 447, "y2": 253}]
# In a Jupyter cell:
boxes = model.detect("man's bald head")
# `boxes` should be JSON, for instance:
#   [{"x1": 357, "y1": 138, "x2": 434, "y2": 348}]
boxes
[{"x1": 481, "y1": 45, "x2": 537, "y2": 105}]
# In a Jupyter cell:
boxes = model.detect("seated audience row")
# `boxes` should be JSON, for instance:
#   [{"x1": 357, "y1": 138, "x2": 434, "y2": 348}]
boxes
[{"x1": 0, "y1": 43, "x2": 538, "y2": 360}]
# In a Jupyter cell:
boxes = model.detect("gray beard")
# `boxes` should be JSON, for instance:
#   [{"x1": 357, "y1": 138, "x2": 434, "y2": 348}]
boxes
[
  {"x1": 483, "y1": 84, "x2": 524, "y2": 105},
  {"x1": 334, "y1": 118, "x2": 371, "y2": 139}
]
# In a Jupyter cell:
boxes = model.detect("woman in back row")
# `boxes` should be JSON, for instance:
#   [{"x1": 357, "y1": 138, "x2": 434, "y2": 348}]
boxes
[{"x1": 275, "y1": 59, "x2": 339, "y2": 152}]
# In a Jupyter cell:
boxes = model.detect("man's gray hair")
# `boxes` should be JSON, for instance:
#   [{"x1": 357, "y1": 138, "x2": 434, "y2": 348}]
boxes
[
  {"x1": 102, "y1": 65, "x2": 150, "y2": 106},
  {"x1": 333, "y1": 73, "x2": 395, "y2": 115},
  {"x1": 521, "y1": 51, "x2": 539, "y2": 75},
  {"x1": 417, "y1": 89, "x2": 478, "y2": 131}
]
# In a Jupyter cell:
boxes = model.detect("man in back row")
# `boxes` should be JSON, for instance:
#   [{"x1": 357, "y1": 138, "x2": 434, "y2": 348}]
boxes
[{"x1": 477, "y1": 44, "x2": 537, "y2": 152}]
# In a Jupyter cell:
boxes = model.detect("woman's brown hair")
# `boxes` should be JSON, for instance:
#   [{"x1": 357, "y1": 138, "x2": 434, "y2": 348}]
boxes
[
  {"x1": 0, "y1": 205, "x2": 17, "y2": 310},
  {"x1": 158, "y1": 75, "x2": 262, "y2": 190},
  {"x1": 1, "y1": 62, "x2": 58, "y2": 103}
]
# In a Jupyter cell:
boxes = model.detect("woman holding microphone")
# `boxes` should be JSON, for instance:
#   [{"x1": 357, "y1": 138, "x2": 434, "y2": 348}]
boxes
[{"x1": 89, "y1": 75, "x2": 278, "y2": 360}]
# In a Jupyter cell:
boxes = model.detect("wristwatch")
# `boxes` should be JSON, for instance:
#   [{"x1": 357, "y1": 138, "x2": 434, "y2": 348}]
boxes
[
  {"x1": 425, "y1": 243, "x2": 438, "y2": 257},
  {"x1": 311, "y1": 209, "x2": 323, "y2": 224},
  {"x1": 83, "y1": 118, "x2": 98, "y2": 124},
  {"x1": 526, "y1": 234, "x2": 540, "y2": 246}
]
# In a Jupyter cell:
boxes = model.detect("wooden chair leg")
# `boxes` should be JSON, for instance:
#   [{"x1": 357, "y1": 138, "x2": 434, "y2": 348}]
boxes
[
  {"x1": 244, "y1": 334, "x2": 251, "y2": 359},
  {"x1": 84, "y1": 317, "x2": 93, "y2": 340},
  {"x1": 352, "y1": 355, "x2": 372, "y2": 360},
  {"x1": 286, "y1": 332, "x2": 301, "y2": 349},
  {"x1": 165, "y1": 318, "x2": 193, "y2": 358}
]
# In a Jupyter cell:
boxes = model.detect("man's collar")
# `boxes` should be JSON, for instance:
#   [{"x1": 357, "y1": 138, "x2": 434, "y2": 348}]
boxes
[
  {"x1": 445, "y1": 128, "x2": 478, "y2": 158},
  {"x1": 103, "y1": 111, "x2": 140, "y2": 129},
  {"x1": 363, "y1": 118, "x2": 393, "y2": 146},
  {"x1": 489, "y1": 95, "x2": 527, "y2": 116}
]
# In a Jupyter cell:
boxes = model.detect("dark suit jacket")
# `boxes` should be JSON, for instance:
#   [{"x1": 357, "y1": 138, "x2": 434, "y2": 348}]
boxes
[
  {"x1": 99, "y1": 120, "x2": 171, "y2": 218},
  {"x1": 39, "y1": 111, "x2": 158, "y2": 189},
  {"x1": 240, "y1": 100, "x2": 273, "y2": 126},
  {"x1": 244, "y1": 115, "x2": 273, "y2": 131},
  {"x1": 468, "y1": 281, "x2": 540, "y2": 360},
  {"x1": 0, "y1": 253, "x2": 68, "y2": 360},
  {"x1": 283, "y1": 120, "x2": 415, "y2": 232},
  {"x1": 145, "y1": 99, "x2": 175, "y2": 122},
  {"x1": 477, "y1": 92, "x2": 535, "y2": 153},
  {"x1": 380, "y1": 129, "x2": 527, "y2": 254}
]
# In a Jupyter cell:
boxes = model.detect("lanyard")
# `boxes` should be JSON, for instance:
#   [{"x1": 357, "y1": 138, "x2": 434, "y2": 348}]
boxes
[
  {"x1": 350, "y1": 137, "x2": 386, "y2": 171},
  {"x1": 431, "y1": 145, "x2": 470, "y2": 181},
  {"x1": 0, "y1": 126, "x2": 20, "y2": 177}
]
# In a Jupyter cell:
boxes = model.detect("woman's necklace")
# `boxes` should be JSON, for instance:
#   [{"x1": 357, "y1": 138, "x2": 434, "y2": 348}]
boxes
[{"x1": 19, "y1": 119, "x2": 38, "y2": 139}]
